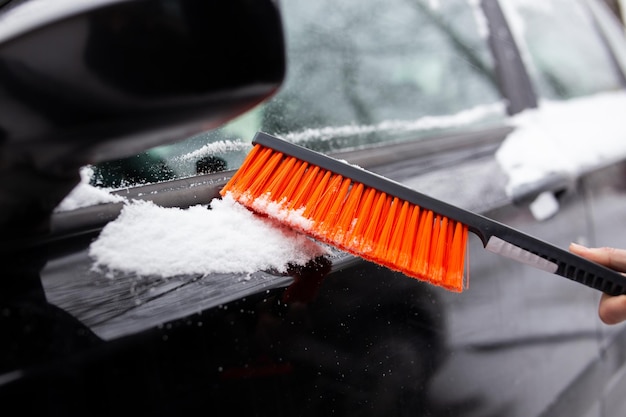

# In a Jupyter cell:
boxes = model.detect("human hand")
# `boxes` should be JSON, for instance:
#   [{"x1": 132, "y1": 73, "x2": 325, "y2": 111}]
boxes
[{"x1": 569, "y1": 243, "x2": 626, "y2": 325}]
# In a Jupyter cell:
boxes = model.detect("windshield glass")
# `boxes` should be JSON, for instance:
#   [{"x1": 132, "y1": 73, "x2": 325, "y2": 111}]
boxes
[{"x1": 90, "y1": 0, "x2": 506, "y2": 188}]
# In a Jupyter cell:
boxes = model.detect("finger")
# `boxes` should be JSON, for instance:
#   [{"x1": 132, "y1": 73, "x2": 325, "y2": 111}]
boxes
[
  {"x1": 569, "y1": 243, "x2": 626, "y2": 273},
  {"x1": 599, "y1": 293, "x2": 626, "y2": 325}
]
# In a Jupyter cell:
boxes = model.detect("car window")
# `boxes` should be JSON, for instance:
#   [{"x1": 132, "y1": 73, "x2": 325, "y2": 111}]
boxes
[
  {"x1": 90, "y1": 0, "x2": 506, "y2": 188},
  {"x1": 499, "y1": 0, "x2": 625, "y2": 100},
  {"x1": 586, "y1": 0, "x2": 626, "y2": 77}
]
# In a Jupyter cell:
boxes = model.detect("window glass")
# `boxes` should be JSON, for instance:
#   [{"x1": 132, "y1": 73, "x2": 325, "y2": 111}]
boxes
[
  {"x1": 586, "y1": 0, "x2": 626, "y2": 78},
  {"x1": 91, "y1": 0, "x2": 505, "y2": 188},
  {"x1": 499, "y1": 0, "x2": 624, "y2": 100}
]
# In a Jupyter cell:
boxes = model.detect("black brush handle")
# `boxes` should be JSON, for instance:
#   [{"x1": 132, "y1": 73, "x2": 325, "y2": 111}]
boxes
[
  {"x1": 253, "y1": 132, "x2": 626, "y2": 295},
  {"x1": 473, "y1": 217, "x2": 626, "y2": 296}
]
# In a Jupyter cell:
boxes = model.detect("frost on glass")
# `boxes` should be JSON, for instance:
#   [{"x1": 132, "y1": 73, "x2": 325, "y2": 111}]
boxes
[{"x1": 259, "y1": 0, "x2": 504, "y2": 152}]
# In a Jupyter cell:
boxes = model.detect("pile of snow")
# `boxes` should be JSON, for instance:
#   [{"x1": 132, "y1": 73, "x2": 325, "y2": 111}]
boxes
[
  {"x1": 54, "y1": 162, "x2": 327, "y2": 281},
  {"x1": 88, "y1": 196, "x2": 328, "y2": 279}
]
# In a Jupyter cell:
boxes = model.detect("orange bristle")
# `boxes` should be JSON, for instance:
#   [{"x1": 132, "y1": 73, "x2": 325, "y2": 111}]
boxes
[{"x1": 221, "y1": 144, "x2": 469, "y2": 292}]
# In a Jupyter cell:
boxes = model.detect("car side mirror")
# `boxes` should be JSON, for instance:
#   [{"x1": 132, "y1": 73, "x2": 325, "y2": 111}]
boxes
[
  {"x1": 0, "y1": 0, "x2": 285, "y2": 164},
  {"x1": 0, "y1": 0, "x2": 285, "y2": 242}
]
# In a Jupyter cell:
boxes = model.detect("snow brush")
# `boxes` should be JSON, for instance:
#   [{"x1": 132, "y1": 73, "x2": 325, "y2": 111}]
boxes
[{"x1": 220, "y1": 131, "x2": 626, "y2": 295}]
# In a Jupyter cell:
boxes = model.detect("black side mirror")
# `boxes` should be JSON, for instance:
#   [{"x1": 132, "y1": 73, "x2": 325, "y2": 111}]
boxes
[
  {"x1": 0, "y1": 0, "x2": 285, "y2": 163},
  {"x1": 0, "y1": 0, "x2": 286, "y2": 240}
]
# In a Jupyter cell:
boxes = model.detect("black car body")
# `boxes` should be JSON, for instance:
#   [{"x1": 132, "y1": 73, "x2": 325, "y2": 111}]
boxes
[{"x1": 2, "y1": 0, "x2": 626, "y2": 416}]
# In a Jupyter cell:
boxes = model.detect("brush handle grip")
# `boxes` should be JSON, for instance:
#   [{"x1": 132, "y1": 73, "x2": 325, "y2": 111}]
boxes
[
  {"x1": 481, "y1": 222, "x2": 626, "y2": 296},
  {"x1": 252, "y1": 132, "x2": 626, "y2": 296}
]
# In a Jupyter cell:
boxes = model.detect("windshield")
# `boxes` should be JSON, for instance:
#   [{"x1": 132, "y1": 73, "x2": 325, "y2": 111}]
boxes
[{"x1": 89, "y1": 0, "x2": 506, "y2": 188}]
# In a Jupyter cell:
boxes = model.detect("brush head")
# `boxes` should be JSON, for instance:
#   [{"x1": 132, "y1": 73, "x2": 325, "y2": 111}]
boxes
[{"x1": 220, "y1": 134, "x2": 469, "y2": 292}]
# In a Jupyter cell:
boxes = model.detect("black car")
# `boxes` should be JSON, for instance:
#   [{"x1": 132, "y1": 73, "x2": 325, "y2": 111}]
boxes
[{"x1": 3, "y1": 0, "x2": 626, "y2": 416}]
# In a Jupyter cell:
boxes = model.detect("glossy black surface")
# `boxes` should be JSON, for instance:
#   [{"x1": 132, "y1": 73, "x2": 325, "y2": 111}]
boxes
[{"x1": 4, "y1": 258, "x2": 447, "y2": 416}]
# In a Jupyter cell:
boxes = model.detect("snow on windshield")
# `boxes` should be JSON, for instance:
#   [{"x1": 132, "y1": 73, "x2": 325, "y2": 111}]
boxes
[
  {"x1": 496, "y1": 91, "x2": 626, "y2": 196},
  {"x1": 54, "y1": 166, "x2": 126, "y2": 212},
  {"x1": 281, "y1": 102, "x2": 504, "y2": 145},
  {"x1": 177, "y1": 139, "x2": 251, "y2": 163}
]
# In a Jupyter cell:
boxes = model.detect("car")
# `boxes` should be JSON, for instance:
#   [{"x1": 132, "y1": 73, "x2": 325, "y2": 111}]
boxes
[{"x1": 2, "y1": 0, "x2": 626, "y2": 416}]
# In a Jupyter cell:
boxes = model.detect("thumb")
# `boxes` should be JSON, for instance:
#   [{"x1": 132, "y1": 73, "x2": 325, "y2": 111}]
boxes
[{"x1": 599, "y1": 293, "x2": 626, "y2": 324}]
